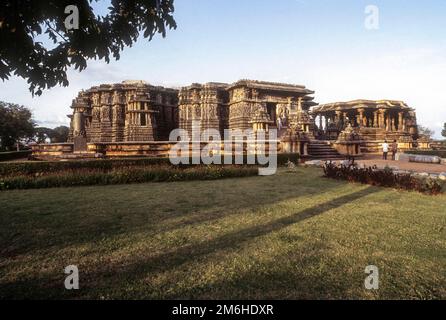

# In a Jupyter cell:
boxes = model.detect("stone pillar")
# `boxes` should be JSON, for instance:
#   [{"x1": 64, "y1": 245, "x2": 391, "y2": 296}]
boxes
[
  {"x1": 398, "y1": 112, "x2": 404, "y2": 132},
  {"x1": 379, "y1": 109, "x2": 386, "y2": 129},
  {"x1": 73, "y1": 108, "x2": 87, "y2": 152},
  {"x1": 297, "y1": 97, "x2": 303, "y2": 111},
  {"x1": 319, "y1": 114, "x2": 323, "y2": 130},
  {"x1": 373, "y1": 111, "x2": 378, "y2": 128},
  {"x1": 358, "y1": 108, "x2": 365, "y2": 127},
  {"x1": 72, "y1": 110, "x2": 84, "y2": 136},
  {"x1": 386, "y1": 113, "x2": 391, "y2": 131},
  {"x1": 335, "y1": 111, "x2": 341, "y2": 123}
]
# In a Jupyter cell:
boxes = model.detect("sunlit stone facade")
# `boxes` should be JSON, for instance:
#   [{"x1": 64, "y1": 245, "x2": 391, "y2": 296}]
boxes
[{"x1": 68, "y1": 81, "x2": 179, "y2": 143}]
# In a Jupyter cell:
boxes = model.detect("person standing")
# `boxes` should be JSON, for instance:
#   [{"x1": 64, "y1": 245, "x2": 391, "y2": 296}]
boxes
[
  {"x1": 382, "y1": 140, "x2": 389, "y2": 160},
  {"x1": 391, "y1": 140, "x2": 398, "y2": 160}
]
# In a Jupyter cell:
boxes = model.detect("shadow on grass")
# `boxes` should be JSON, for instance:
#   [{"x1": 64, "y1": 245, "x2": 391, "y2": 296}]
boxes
[
  {"x1": 0, "y1": 185, "x2": 377, "y2": 299},
  {"x1": 161, "y1": 237, "x2": 370, "y2": 300},
  {"x1": 0, "y1": 170, "x2": 342, "y2": 258},
  {"x1": 116, "y1": 186, "x2": 376, "y2": 275}
]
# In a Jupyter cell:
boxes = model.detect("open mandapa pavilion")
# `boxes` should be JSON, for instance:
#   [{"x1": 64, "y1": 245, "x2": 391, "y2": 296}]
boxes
[{"x1": 312, "y1": 99, "x2": 428, "y2": 153}]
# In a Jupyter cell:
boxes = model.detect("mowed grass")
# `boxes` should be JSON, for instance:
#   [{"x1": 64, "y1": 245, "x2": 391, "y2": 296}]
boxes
[{"x1": 0, "y1": 167, "x2": 445, "y2": 300}]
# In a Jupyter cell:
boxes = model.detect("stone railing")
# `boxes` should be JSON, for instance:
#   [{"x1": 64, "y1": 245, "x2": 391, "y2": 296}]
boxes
[
  {"x1": 31, "y1": 143, "x2": 74, "y2": 158},
  {"x1": 32, "y1": 140, "x2": 284, "y2": 160}
]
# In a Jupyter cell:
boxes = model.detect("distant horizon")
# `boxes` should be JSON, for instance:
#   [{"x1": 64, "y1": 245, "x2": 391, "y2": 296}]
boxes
[{"x1": 1, "y1": 0, "x2": 446, "y2": 138}]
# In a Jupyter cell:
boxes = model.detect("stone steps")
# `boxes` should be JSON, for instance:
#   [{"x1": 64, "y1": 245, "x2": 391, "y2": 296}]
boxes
[{"x1": 308, "y1": 140, "x2": 345, "y2": 160}]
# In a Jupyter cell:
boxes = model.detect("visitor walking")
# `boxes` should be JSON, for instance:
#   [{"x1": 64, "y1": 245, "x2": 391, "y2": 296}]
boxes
[
  {"x1": 382, "y1": 140, "x2": 389, "y2": 160},
  {"x1": 391, "y1": 140, "x2": 398, "y2": 160}
]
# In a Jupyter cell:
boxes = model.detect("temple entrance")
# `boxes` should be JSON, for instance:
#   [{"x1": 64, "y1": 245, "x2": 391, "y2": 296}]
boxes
[{"x1": 266, "y1": 103, "x2": 277, "y2": 126}]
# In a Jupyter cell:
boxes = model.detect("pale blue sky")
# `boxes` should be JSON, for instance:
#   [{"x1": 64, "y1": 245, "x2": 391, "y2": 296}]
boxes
[{"x1": 1, "y1": 0, "x2": 446, "y2": 137}]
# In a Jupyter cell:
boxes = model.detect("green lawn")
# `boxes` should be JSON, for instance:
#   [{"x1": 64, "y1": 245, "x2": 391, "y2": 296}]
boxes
[{"x1": 0, "y1": 167, "x2": 445, "y2": 299}]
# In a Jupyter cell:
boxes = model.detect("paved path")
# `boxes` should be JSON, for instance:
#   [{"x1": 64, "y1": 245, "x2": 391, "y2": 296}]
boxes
[{"x1": 355, "y1": 154, "x2": 446, "y2": 174}]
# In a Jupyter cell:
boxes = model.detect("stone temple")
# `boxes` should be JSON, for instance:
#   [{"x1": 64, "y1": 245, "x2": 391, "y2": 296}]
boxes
[
  {"x1": 68, "y1": 80, "x2": 179, "y2": 143},
  {"x1": 32, "y1": 79, "x2": 430, "y2": 159},
  {"x1": 312, "y1": 100, "x2": 421, "y2": 152},
  {"x1": 178, "y1": 80, "x2": 316, "y2": 136}
]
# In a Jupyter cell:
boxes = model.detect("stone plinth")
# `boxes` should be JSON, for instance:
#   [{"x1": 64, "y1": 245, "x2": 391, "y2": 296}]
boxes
[
  {"x1": 280, "y1": 128, "x2": 309, "y2": 156},
  {"x1": 332, "y1": 125, "x2": 363, "y2": 157},
  {"x1": 73, "y1": 136, "x2": 87, "y2": 153},
  {"x1": 32, "y1": 140, "x2": 283, "y2": 160}
]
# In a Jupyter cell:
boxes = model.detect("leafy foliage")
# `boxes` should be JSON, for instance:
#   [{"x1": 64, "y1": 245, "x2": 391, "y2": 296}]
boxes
[
  {"x1": 0, "y1": 0, "x2": 177, "y2": 95},
  {"x1": 0, "y1": 101, "x2": 35, "y2": 150},
  {"x1": 0, "y1": 150, "x2": 32, "y2": 161},
  {"x1": 0, "y1": 157, "x2": 171, "y2": 177},
  {"x1": 442, "y1": 123, "x2": 446, "y2": 138},
  {"x1": 0, "y1": 165, "x2": 258, "y2": 190},
  {"x1": 52, "y1": 126, "x2": 70, "y2": 142},
  {"x1": 0, "y1": 153, "x2": 299, "y2": 177},
  {"x1": 34, "y1": 126, "x2": 69, "y2": 143},
  {"x1": 323, "y1": 162, "x2": 444, "y2": 195},
  {"x1": 417, "y1": 125, "x2": 435, "y2": 139}
]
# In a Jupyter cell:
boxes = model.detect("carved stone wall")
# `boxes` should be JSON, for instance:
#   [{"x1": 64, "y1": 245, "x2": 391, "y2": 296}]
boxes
[
  {"x1": 227, "y1": 80, "x2": 316, "y2": 133},
  {"x1": 178, "y1": 83, "x2": 229, "y2": 138},
  {"x1": 68, "y1": 81, "x2": 178, "y2": 143},
  {"x1": 69, "y1": 80, "x2": 316, "y2": 143},
  {"x1": 177, "y1": 80, "x2": 316, "y2": 137}
]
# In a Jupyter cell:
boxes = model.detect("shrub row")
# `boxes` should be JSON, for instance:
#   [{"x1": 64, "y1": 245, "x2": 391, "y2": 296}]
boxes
[
  {"x1": 0, "y1": 153, "x2": 299, "y2": 177},
  {"x1": 404, "y1": 150, "x2": 446, "y2": 158},
  {"x1": 323, "y1": 162, "x2": 445, "y2": 195},
  {"x1": 0, "y1": 165, "x2": 259, "y2": 190},
  {"x1": 0, "y1": 150, "x2": 32, "y2": 162}
]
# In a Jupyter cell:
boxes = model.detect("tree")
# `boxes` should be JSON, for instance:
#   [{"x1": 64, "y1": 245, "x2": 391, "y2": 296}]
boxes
[
  {"x1": 0, "y1": 101, "x2": 36, "y2": 151},
  {"x1": 442, "y1": 123, "x2": 446, "y2": 139},
  {"x1": 52, "y1": 125, "x2": 70, "y2": 142},
  {"x1": 33, "y1": 127, "x2": 53, "y2": 143},
  {"x1": 417, "y1": 125, "x2": 435, "y2": 139},
  {"x1": 34, "y1": 125, "x2": 69, "y2": 143},
  {"x1": 0, "y1": 0, "x2": 176, "y2": 95}
]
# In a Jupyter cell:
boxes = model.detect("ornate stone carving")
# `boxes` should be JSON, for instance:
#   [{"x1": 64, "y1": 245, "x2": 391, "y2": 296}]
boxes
[
  {"x1": 101, "y1": 105, "x2": 111, "y2": 121},
  {"x1": 92, "y1": 107, "x2": 100, "y2": 121}
]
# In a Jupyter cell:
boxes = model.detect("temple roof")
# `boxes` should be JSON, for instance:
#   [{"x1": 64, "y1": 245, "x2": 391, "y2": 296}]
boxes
[
  {"x1": 227, "y1": 79, "x2": 315, "y2": 95},
  {"x1": 87, "y1": 81, "x2": 179, "y2": 94},
  {"x1": 181, "y1": 82, "x2": 229, "y2": 91},
  {"x1": 313, "y1": 99, "x2": 413, "y2": 113}
]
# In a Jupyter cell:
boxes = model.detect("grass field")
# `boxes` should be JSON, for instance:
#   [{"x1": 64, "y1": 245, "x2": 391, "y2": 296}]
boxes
[{"x1": 0, "y1": 167, "x2": 445, "y2": 299}]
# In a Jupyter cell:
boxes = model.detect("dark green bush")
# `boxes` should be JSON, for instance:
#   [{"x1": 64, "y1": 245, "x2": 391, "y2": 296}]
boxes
[
  {"x1": 0, "y1": 150, "x2": 32, "y2": 162},
  {"x1": 323, "y1": 162, "x2": 444, "y2": 195},
  {"x1": 0, "y1": 153, "x2": 299, "y2": 177},
  {"x1": 0, "y1": 157, "x2": 171, "y2": 177},
  {"x1": 0, "y1": 165, "x2": 259, "y2": 190}
]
